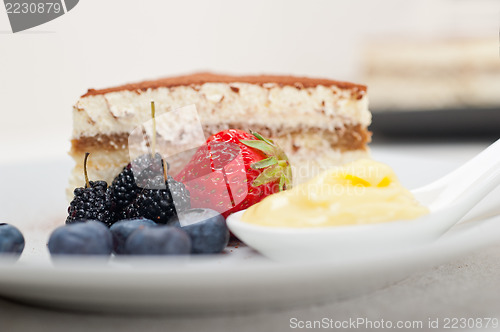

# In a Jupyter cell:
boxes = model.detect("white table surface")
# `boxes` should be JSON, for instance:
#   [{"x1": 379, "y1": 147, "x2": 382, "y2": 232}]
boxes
[{"x1": 2, "y1": 140, "x2": 500, "y2": 332}]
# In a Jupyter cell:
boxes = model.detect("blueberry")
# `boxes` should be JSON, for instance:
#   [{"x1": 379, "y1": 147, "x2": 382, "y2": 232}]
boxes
[
  {"x1": 173, "y1": 209, "x2": 229, "y2": 254},
  {"x1": 48, "y1": 220, "x2": 113, "y2": 256},
  {"x1": 125, "y1": 226, "x2": 191, "y2": 255},
  {"x1": 0, "y1": 223, "x2": 25, "y2": 258},
  {"x1": 109, "y1": 218, "x2": 157, "y2": 254}
]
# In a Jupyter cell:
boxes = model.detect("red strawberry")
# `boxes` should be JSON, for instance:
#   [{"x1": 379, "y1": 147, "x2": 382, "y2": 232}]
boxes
[{"x1": 175, "y1": 129, "x2": 292, "y2": 218}]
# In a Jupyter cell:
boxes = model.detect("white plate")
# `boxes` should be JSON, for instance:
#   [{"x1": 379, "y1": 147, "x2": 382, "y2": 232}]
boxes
[{"x1": 0, "y1": 151, "x2": 499, "y2": 314}]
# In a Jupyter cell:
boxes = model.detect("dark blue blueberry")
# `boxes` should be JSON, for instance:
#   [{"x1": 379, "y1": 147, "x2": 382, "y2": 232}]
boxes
[
  {"x1": 109, "y1": 218, "x2": 157, "y2": 254},
  {"x1": 48, "y1": 220, "x2": 112, "y2": 256},
  {"x1": 0, "y1": 223, "x2": 25, "y2": 258},
  {"x1": 173, "y1": 209, "x2": 229, "y2": 254},
  {"x1": 125, "y1": 226, "x2": 191, "y2": 255}
]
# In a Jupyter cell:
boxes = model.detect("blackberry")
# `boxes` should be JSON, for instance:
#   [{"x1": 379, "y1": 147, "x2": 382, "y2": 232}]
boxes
[
  {"x1": 110, "y1": 102, "x2": 189, "y2": 223},
  {"x1": 109, "y1": 164, "x2": 140, "y2": 211},
  {"x1": 66, "y1": 180, "x2": 115, "y2": 227},
  {"x1": 122, "y1": 175, "x2": 191, "y2": 224},
  {"x1": 66, "y1": 153, "x2": 115, "y2": 227},
  {"x1": 167, "y1": 176, "x2": 191, "y2": 211},
  {"x1": 109, "y1": 153, "x2": 170, "y2": 211}
]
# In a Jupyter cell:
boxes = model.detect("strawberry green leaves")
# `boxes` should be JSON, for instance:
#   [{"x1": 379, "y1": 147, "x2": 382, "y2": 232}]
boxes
[
  {"x1": 239, "y1": 139, "x2": 275, "y2": 155},
  {"x1": 240, "y1": 131, "x2": 292, "y2": 191},
  {"x1": 252, "y1": 164, "x2": 282, "y2": 187},
  {"x1": 250, "y1": 157, "x2": 278, "y2": 169},
  {"x1": 250, "y1": 130, "x2": 274, "y2": 145}
]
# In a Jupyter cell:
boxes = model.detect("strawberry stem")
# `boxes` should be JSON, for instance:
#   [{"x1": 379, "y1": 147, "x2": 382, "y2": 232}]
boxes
[{"x1": 278, "y1": 160, "x2": 288, "y2": 167}]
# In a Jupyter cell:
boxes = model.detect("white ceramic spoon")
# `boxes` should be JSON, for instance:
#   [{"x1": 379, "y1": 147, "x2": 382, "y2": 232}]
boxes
[{"x1": 227, "y1": 139, "x2": 500, "y2": 262}]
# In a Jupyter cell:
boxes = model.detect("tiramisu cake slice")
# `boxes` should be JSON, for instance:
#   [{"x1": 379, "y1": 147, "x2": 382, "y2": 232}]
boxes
[{"x1": 69, "y1": 73, "x2": 371, "y2": 196}]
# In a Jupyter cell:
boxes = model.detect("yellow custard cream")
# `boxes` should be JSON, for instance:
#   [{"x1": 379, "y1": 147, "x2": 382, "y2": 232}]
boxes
[{"x1": 242, "y1": 159, "x2": 428, "y2": 227}]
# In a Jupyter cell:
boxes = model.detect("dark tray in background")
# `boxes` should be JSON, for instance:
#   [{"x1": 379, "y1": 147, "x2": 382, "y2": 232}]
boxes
[{"x1": 370, "y1": 107, "x2": 500, "y2": 139}]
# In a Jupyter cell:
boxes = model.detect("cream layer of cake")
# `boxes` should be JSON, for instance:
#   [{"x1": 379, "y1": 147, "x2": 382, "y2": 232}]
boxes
[{"x1": 69, "y1": 73, "x2": 372, "y2": 196}]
